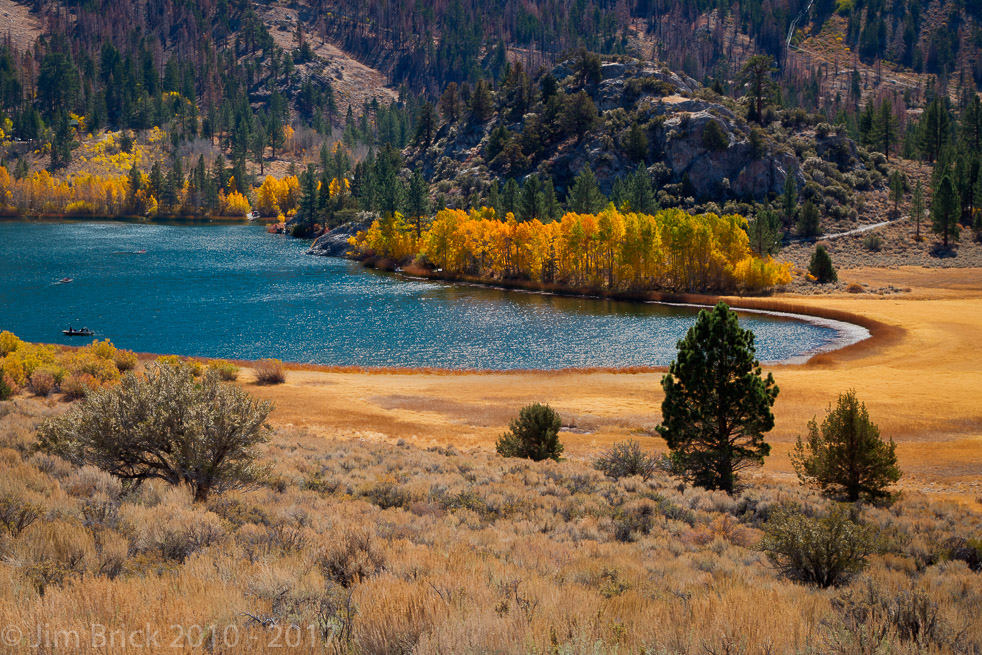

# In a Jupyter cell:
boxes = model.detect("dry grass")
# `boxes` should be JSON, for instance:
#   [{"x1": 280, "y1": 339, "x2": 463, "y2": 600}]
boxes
[
  {"x1": 781, "y1": 219, "x2": 982, "y2": 272},
  {"x1": 234, "y1": 267, "x2": 982, "y2": 509},
  {"x1": 0, "y1": 396, "x2": 980, "y2": 654}
]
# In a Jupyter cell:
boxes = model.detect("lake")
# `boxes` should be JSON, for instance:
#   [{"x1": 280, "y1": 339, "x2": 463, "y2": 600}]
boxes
[{"x1": 0, "y1": 220, "x2": 859, "y2": 369}]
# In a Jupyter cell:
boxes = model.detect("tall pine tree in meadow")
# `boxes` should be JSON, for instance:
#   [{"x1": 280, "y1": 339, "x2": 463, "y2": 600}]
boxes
[
  {"x1": 657, "y1": 302, "x2": 778, "y2": 493},
  {"x1": 792, "y1": 390, "x2": 901, "y2": 502}
]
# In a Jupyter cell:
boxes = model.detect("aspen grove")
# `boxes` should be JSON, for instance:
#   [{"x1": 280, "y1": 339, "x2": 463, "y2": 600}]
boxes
[{"x1": 351, "y1": 206, "x2": 792, "y2": 293}]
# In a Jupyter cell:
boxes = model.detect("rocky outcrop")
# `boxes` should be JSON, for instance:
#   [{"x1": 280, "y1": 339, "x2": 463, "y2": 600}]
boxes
[
  {"x1": 404, "y1": 56, "x2": 868, "y2": 211},
  {"x1": 658, "y1": 111, "x2": 803, "y2": 199},
  {"x1": 307, "y1": 215, "x2": 375, "y2": 257}
]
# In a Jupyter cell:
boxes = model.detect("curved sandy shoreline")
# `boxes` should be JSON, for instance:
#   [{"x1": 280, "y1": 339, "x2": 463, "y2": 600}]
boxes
[
  {"x1": 235, "y1": 266, "x2": 981, "y2": 509},
  {"x1": 648, "y1": 300, "x2": 871, "y2": 365}
]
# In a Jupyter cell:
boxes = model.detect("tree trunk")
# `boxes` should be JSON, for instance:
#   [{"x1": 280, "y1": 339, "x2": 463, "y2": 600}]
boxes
[{"x1": 193, "y1": 483, "x2": 210, "y2": 503}]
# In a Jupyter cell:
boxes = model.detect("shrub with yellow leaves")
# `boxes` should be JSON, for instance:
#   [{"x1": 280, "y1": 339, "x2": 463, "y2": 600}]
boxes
[{"x1": 219, "y1": 189, "x2": 252, "y2": 218}]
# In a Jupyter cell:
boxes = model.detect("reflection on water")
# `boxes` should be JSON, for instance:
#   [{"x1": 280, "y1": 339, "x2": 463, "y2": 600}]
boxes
[{"x1": 0, "y1": 220, "x2": 840, "y2": 369}]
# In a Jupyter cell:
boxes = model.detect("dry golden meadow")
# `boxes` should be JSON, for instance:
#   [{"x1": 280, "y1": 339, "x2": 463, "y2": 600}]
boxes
[{"x1": 0, "y1": 266, "x2": 980, "y2": 654}]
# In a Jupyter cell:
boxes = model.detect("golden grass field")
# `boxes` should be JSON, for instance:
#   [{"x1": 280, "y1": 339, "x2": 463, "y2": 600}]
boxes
[{"x1": 242, "y1": 266, "x2": 982, "y2": 511}]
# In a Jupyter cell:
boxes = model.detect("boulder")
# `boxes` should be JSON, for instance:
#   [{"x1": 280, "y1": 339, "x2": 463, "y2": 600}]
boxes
[{"x1": 307, "y1": 215, "x2": 376, "y2": 257}]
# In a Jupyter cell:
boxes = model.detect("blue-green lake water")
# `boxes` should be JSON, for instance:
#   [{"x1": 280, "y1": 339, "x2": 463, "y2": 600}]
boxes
[{"x1": 0, "y1": 220, "x2": 859, "y2": 369}]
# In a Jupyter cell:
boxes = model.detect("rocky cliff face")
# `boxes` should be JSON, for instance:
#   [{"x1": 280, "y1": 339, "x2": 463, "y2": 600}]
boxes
[{"x1": 405, "y1": 57, "x2": 871, "y2": 213}]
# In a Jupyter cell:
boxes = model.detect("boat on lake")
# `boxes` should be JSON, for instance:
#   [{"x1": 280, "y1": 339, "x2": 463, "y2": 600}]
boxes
[
  {"x1": 57, "y1": 277, "x2": 74, "y2": 284},
  {"x1": 63, "y1": 327, "x2": 94, "y2": 337}
]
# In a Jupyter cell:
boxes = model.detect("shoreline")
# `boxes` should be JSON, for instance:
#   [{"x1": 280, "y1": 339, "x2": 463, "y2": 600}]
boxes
[
  {"x1": 44, "y1": 292, "x2": 882, "y2": 374},
  {"x1": 0, "y1": 213, "x2": 269, "y2": 224},
  {"x1": 17, "y1": 266, "x2": 982, "y2": 507},
  {"x1": 229, "y1": 266, "x2": 980, "y2": 508}
]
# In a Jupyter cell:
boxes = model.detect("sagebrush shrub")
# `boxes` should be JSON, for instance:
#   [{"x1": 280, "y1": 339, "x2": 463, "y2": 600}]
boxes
[
  {"x1": 37, "y1": 363, "x2": 272, "y2": 502},
  {"x1": 0, "y1": 489, "x2": 44, "y2": 536},
  {"x1": 862, "y1": 233, "x2": 883, "y2": 252},
  {"x1": 318, "y1": 527, "x2": 386, "y2": 587},
  {"x1": 593, "y1": 440, "x2": 658, "y2": 481},
  {"x1": 760, "y1": 503, "x2": 885, "y2": 587},
  {"x1": 613, "y1": 499, "x2": 657, "y2": 542},
  {"x1": 254, "y1": 359, "x2": 286, "y2": 385}
]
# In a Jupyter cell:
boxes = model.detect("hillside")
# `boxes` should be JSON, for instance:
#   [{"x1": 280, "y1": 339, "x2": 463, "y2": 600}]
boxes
[
  {"x1": 0, "y1": 0, "x2": 980, "y2": 271},
  {"x1": 404, "y1": 54, "x2": 884, "y2": 223}
]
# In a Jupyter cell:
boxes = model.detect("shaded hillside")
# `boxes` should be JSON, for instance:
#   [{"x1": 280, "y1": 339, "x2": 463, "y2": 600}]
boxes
[{"x1": 404, "y1": 54, "x2": 882, "y2": 223}]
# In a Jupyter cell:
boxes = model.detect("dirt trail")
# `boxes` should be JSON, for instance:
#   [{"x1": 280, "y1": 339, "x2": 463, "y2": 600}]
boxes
[{"x1": 789, "y1": 217, "x2": 902, "y2": 244}]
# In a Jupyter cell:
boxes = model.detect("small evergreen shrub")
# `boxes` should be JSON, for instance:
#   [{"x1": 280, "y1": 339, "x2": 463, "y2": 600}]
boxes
[
  {"x1": 701, "y1": 120, "x2": 729, "y2": 151},
  {"x1": 496, "y1": 403, "x2": 563, "y2": 462},
  {"x1": 809, "y1": 245, "x2": 837, "y2": 283}
]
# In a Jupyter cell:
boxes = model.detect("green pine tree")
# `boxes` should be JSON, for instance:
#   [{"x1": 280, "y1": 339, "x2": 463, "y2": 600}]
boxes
[
  {"x1": 889, "y1": 170, "x2": 905, "y2": 215},
  {"x1": 501, "y1": 178, "x2": 520, "y2": 217},
  {"x1": 519, "y1": 175, "x2": 542, "y2": 222},
  {"x1": 791, "y1": 390, "x2": 901, "y2": 502},
  {"x1": 809, "y1": 245, "x2": 837, "y2": 283},
  {"x1": 782, "y1": 173, "x2": 798, "y2": 226},
  {"x1": 540, "y1": 177, "x2": 562, "y2": 222},
  {"x1": 872, "y1": 101, "x2": 899, "y2": 159},
  {"x1": 748, "y1": 210, "x2": 781, "y2": 255},
  {"x1": 932, "y1": 173, "x2": 960, "y2": 248},
  {"x1": 627, "y1": 164, "x2": 656, "y2": 214},
  {"x1": 406, "y1": 171, "x2": 430, "y2": 239},
  {"x1": 293, "y1": 165, "x2": 319, "y2": 232},
  {"x1": 911, "y1": 180, "x2": 925, "y2": 241},
  {"x1": 657, "y1": 302, "x2": 779, "y2": 493},
  {"x1": 797, "y1": 200, "x2": 822, "y2": 237},
  {"x1": 568, "y1": 166, "x2": 606, "y2": 214},
  {"x1": 739, "y1": 55, "x2": 776, "y2": 123}
]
